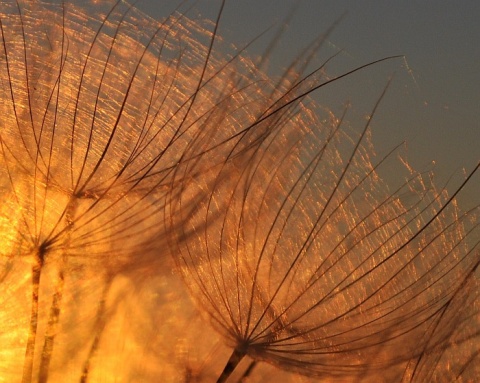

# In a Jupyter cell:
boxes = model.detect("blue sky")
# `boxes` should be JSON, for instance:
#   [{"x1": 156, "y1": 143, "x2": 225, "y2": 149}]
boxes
[{"x1": 138, "y1": 0, "x2": 479, "y2": 207}]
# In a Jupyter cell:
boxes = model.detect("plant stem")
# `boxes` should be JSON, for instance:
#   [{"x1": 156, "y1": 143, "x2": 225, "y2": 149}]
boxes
[
  {"x1": 22, "y1": 255, "x2": 43, "y2": 383},
  {"x1": 216, "y1": 347, "x2": 246, "y2": 383},
  {"x1": 80, "y1": 278, "x2": 112, "y2": 383},
  {"x1": 38, "y1": 268, "x2": 65, "y2": 383},
  {"x1": 239, "y1": 360, "x2": 257, "y2": 382},
  {"x1": 38, "y1": 197, "x2": 76, "y2": 382}
]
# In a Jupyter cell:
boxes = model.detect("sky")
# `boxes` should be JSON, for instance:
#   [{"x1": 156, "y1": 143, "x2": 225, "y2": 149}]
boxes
[{"x1": 137, "y1": 0, "x2": 479, "y2": 208}]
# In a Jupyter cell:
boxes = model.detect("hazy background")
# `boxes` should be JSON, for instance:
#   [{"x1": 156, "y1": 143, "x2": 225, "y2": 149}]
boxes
[{"x1": 137, "y1": 0, "x2": 479, "y2": 207}]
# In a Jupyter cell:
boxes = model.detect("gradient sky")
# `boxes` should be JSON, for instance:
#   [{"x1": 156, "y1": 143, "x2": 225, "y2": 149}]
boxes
[{"x1": 138, "y1": 0, "x2": 479, "y2": 207}]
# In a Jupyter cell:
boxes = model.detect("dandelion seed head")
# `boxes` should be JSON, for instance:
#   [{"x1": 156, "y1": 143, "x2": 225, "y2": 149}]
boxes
[
  {"x1": 171, "y1": 36, "x2": 480, "y2": 381},
  {"x1": 0, "y1": 0, "x2": 256, "y2": 378}
]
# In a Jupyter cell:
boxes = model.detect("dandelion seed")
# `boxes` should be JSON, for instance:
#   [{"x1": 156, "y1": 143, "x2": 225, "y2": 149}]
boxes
[
  {"x1": 173, "y1": 85, "x2": 479, "y2": 381},
  {"x1": 0, "y1": 0, "x2": 270, "y2": 380},
  {"x1": 170, "y1": 29, "x2": 480, "y2": 383}
]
